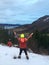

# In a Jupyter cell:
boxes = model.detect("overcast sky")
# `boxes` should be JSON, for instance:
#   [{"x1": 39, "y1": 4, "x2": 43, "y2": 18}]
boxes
[{"x1": 0, "y1": 0, "x2": 49, "y2": 24}]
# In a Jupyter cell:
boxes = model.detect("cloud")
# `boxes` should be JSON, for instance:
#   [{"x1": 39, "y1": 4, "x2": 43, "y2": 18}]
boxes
[{"x1": 0, "y1": 0, "x2": 49, "y2": 24}]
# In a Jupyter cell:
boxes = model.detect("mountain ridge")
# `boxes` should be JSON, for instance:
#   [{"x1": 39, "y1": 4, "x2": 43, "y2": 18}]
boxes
[
  {"x1": 12, "y1": 15, "x2": 49, "y2": 33},
  {"x1": 0, "y1": 23, "x2": 21, "y2": 26}
]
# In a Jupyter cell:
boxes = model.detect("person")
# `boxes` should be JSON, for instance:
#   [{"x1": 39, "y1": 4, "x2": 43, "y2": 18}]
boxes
[
  {"x1": 7, "y1": 39, "x2": 12, "y2": 47},
  {"x1": 14, "y1": 32, "x2": 33, "y2": 59}
]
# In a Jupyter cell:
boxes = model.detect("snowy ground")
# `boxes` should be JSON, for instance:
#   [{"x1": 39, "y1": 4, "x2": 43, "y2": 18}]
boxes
[{"x1": 0, "y1": 45, "x2": 49, "y2": 65}]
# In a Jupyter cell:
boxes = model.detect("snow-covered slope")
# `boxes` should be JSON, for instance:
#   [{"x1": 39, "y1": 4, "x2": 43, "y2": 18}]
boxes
[{"x1": 0, "y1": 45, "x2": 49, "y2": 65}]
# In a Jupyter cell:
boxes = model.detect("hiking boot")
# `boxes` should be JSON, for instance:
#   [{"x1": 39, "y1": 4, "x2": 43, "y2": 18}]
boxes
[
  {"x1": 13, "y1": 56, "x2": 17, "y2": 59},
  {"x1": 26, "y1": 55, "x2": 29, "y2": 60},
  {"x1": 18, "y1": 55, "x2": 21, "y2": 59}
]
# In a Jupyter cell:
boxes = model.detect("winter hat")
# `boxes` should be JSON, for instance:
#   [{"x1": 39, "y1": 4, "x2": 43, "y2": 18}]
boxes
[{"x1": 20, "y1": 33, "x2": 25, "y2": 38}]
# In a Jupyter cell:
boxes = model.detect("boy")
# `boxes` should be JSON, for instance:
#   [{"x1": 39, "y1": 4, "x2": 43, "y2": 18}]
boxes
[{"x1": 14, "y1": 32, "x2": 33, "y2": 59}]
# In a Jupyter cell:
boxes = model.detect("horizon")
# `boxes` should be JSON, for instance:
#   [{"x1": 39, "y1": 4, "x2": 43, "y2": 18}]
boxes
[
  {"x1": 0, "y1": 0, "x2": 49, "y2": 24},
  {"x1": 0, "y1": 15, "x2": 48, "y2": 25}
]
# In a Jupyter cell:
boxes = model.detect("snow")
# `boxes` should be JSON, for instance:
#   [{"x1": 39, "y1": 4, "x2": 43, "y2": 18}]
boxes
[
  {"x1": 44, "y1": 17, "x2": 49, "y2": 22},
  {"x1": 0, "y1": 45, "x2": 49, "y2": 65}
]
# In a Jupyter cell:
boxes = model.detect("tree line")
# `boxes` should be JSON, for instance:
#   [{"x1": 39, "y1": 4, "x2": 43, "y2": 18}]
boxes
[{"x1": 0, "y1": 29, "x2": 49, "y2": 54}]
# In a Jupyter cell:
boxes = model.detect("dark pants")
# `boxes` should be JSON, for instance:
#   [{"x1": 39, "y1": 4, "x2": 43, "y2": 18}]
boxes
[{"x1": 19, "y1": 48, "x2": 28, "y2": 56}]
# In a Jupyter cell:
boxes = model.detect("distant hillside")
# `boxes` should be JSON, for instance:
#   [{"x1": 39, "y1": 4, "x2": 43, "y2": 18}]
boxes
[
  {"x1": 12, "y1": 15, "x2": 49, "y2": 33},
  {"x1": 31, "y1": 15, "x2": 49, "y2": 33},
  {"x1": 0, "y1": 24, "x2": 21, "y2": 29},
  {"x1": 0, "y1": 23, "x2": 21, "y2": 26}
]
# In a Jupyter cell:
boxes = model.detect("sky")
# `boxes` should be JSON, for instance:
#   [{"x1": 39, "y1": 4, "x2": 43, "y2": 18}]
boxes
[{"x1": 0, "y1": 0, "x2": 49, "y2": 24}]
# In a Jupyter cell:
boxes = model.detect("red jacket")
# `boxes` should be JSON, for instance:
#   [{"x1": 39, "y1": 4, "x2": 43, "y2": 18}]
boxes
[
  {"x1": 18, "y1": 38, "x2": 28, "y2": 48},
  {"x1": 7, "y1": 41, "x2": 12, "y2": 47}
]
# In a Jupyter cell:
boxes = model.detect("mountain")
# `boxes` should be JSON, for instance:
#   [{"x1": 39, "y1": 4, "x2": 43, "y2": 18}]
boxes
[
  {"x1": 12, "y1": 15, "x2": 49, "y2": 33},
  {"x1": 0, "y1": 24, "x2": 21, "y2": 29},
  {"x1": 31, "y1": 15, "x2": 49, "y2": 33},
  {"x1": 0, "y1": 23, "x2": 21, "y2": 26}
]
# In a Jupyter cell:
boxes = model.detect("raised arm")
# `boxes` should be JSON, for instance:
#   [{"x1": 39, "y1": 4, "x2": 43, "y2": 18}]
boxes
[
  {"x1": 27, "y1": 33, "x2": 33, "y2": 40},
  {"x1": 13, "y1": 31, "x2": 19, "y2": 39}
]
